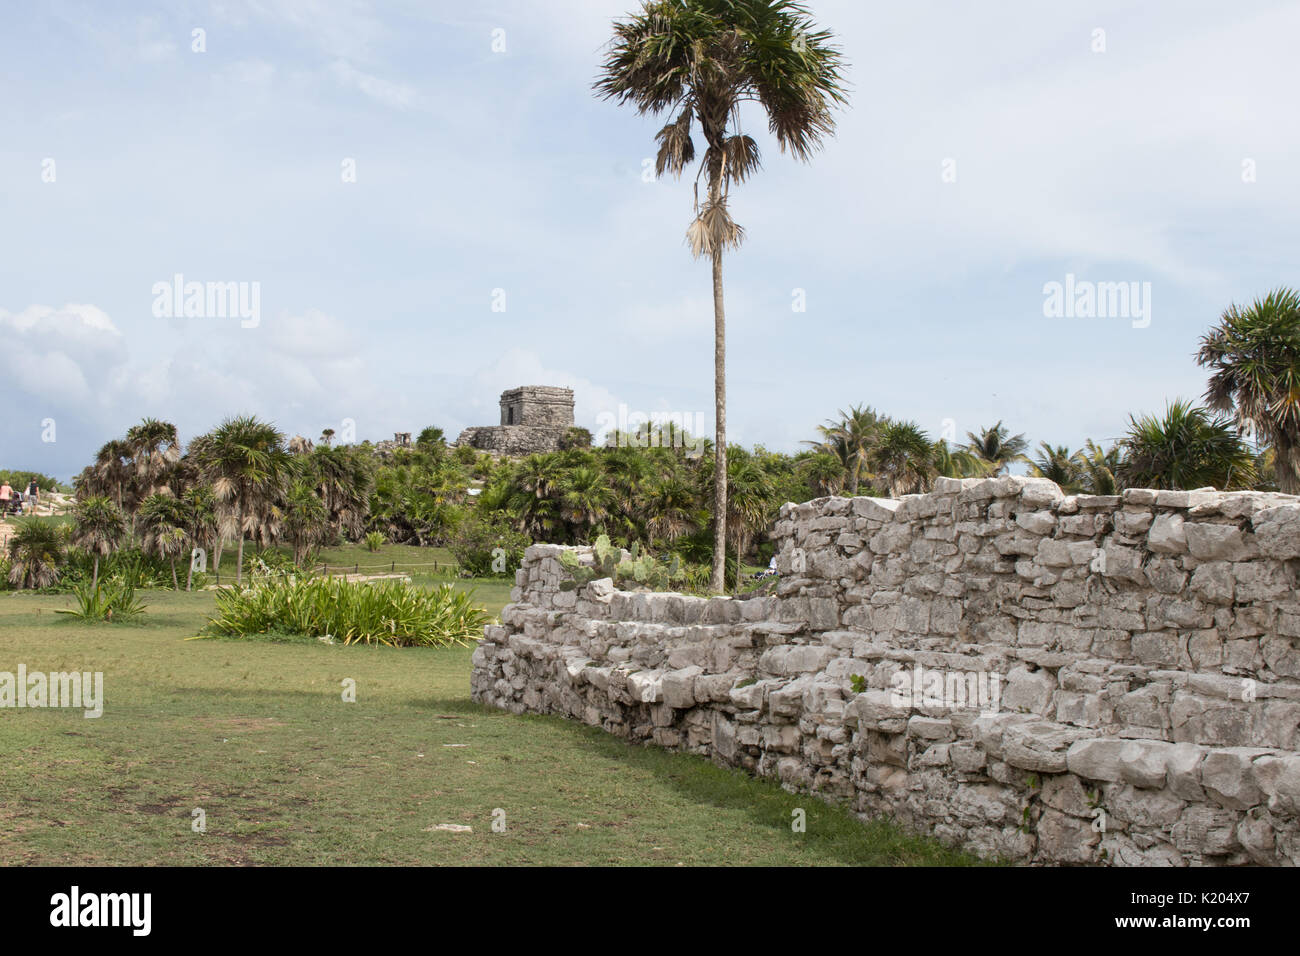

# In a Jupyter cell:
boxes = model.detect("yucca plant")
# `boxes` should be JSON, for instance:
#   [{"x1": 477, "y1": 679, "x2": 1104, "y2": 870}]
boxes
[
  {"x1": 57, "y1": 577, "x2": 148, "y2": 622},
  {"x1": 205, "y1": 575, "x2": 488, "y2": 647}
]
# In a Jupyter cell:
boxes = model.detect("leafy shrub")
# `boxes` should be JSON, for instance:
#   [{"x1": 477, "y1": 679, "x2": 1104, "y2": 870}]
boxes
[
  {"x1": 5, "y1": 519, "x2": 63, "y2": 589},
  {"x1": 62, "y1": 547, "x2": 173, "y2": 591},
  {"x1": 450, "y1": 512, "x2": 529, "y2": 577},
  {"x1": 205, "y1": 575, "x2": 488, "y2": 647},
  {"x1": 364, "y1": 531, "x2": 385, "y2": 552},
  {"x1": 56, "y1": 577, "x2": 148, "y2": 622}
]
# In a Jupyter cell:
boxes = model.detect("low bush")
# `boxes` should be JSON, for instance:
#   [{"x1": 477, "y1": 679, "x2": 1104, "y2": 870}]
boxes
[
  {"x1": 56, "y1": 577, "x2": 148, "y2": 622},
  {"x1": 450, "y1": 512, "x2": 528, "y2": 577},
  {"x1": 204, "y1": 574, "x2": 488, "y2": 647}
]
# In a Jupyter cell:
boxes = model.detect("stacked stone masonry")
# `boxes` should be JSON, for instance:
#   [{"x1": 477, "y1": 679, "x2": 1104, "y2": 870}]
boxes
[{"x1": 471, "y1": 476, "x2": 1300, "y2": 865}]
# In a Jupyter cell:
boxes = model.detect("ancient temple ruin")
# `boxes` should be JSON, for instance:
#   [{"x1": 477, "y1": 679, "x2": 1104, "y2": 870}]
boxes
[{"x1": 455, "y1": 386, "x2": 575, "y2": 456}]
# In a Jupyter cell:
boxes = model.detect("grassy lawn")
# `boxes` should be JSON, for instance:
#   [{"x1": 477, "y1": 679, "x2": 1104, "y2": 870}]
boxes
[{"x1": 0, "y1": 576, "x2": 982, "y2": 867}]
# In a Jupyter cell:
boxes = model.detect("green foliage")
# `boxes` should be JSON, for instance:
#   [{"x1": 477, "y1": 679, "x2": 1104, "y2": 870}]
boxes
[
  {"x1": 1118, "y1": 399, "x2": 1257, "y2": 491},
  {"x1": 559, "y1": 426, "x2": 593, "y2": 450},
  {"x1": 5, "y1": 519, "x2": 63, "y2": 589},
  {"x1": 1197, "y1": 286, "x2": 1300, "y2": 494},
  {"x1": 449, "y1": 510, "x2": 529, "y2": 577},
  {"x1": 0, "y1": 470, "x2": 62, "y2": 493},
  {"x1": 364, "y1": 531, "x2": 385, "y2": 552},
  {"x1": 848, "y1": 674, "x2": 868, "y2": 695},
  {"x1": 56, "y1": 577, "x2": 147, "y2": 622},
  {"x1": 205, "y1": 574, "x2": 489, "y2": 647}
]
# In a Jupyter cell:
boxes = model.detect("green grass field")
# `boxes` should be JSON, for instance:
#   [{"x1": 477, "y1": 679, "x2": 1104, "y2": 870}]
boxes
[{"x1": 0, "y1": 567, "x2": 982, "y2": 866}]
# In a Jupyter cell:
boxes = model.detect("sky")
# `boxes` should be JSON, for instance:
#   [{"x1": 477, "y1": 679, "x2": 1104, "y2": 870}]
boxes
[{"x1": 2, "y1": 0, "x2": 1298, "y2": 481}]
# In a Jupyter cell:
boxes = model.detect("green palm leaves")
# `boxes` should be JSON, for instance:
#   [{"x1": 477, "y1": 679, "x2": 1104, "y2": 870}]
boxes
[
  {"x1": 1197, "y1": 286, "x2": 1300, "y2": 493},
  {"x1": 1117, "y1": 399, "x2": 1257, "y2": 491}
]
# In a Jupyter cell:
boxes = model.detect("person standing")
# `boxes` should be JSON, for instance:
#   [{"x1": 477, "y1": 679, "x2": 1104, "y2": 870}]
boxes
[
  {"x1": 0, "y1": 480, "x2": 12, "y2": 516},
  {"x1": 26, "y1": 479, "x2": 39, "y2": 514}
]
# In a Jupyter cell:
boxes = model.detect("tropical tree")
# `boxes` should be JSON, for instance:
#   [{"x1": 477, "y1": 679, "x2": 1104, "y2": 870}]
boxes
[
  {"x1": 1117, "y1": 399, "x2": 1257, "y2": 491},
  {"x1": 869, "y1": 420, "x2": 936, "y2": 496},
  {"x1": 1028, "y1": 442, "x2": 1083, "y2": 493},
  {"x1": 961, "y1": 421, "x2": 1030, "y2": 475},
  {"x1": 310, "y1": 444, "x2": 374, "y2": 541},
  {"x1": 933, "y1": 441, "x2": 994, "y2": 480},
  {"x1": 597, "y1": 0, "x2": 847, "y2": 590},
  {"x1": 280, "y1": 481, "x2": 330, "y2": 566},
  {"x1": 195, "y1": 416, "x2": 292, "y2": 585},
  {"x1": 137, "y1": 494, "x2": 188, "y2": 590},
  {"x1": 89, "y1": 439, "x2": 132, "y2": 512},
  {"x1": 69, "y1": 495, "x2": 127, "y2": 590},
  {"x1": 1196, "y1": 287, "x2": 1300, "y2": 493},
  {"x1": 181, "y1": 485, "x2": 218, "y2": 591},
  {"x1": 124, "y1": 418, "x2": 182, "y2": 507},
  {"x1": 805, "y1": 405, "x2": 880, "y2": 494},
  {"x1": 1073, "y1": 440, "x2": 1122, "y2": 495},
  {"x1": 798, "y1": 449, "x2": 847, "y2": 496},
  {"x1": 6, "y1": 520, "x2": 63, "y2": 589}
]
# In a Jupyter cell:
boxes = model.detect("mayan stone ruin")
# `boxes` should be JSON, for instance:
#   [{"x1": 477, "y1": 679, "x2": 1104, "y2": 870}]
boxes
[
  {"x1": 472, "y1": 475, "x2": 1300, "y2": 866},
  {"x1": 455, "y1": 386, "x2": 575, "y2": 456}
]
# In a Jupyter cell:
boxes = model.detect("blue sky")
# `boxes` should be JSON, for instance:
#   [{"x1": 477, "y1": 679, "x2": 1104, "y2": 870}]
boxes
[{"x1": 3, "y1": 0, "x2": 1298, "y2": 480}]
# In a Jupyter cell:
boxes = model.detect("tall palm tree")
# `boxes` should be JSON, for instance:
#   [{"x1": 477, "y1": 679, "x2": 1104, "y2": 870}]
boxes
[
  {"x1": 280, "y1": 480, "x2": 329, "y2": 566},
  {"x1": 90, "y1": 439, "x2": 132, "y2": 513},
  {"x1": 195, "y1": 416, "x2": 291, "y2": 585},
  {"x1": 961, "y1": 421, "x2": 1030, "y2": 475},
  {"x1": 69, "y1": 495, "x2": 127, "y2": 590},
  {"x1": 1196, "y1": 287, "x2": 1300, "y2": 493},
  {"x1": 597, "y1": 0, "x2": 847, "y2": 591},
  {"x1": 181, "y1": 485, "x2": 217, "y2": 591},
  {"x1": 124, "y1": 418, "x2": 181, "y2": 508},
  {"x1": 6, "y1": 520, "x2": 63, "y2": 589},
  {"x1": 310, "y1": 445, "x2": 374, "y2": 541},
  {"x1": 1117, "y1": 399, "x2": 1257, "y2": 491}
]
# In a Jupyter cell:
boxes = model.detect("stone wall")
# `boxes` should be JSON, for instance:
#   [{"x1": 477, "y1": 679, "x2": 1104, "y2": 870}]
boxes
[
  {"x1": 454, "y1": 424, "x2": 572, "y2": 456},
  {"x1": 471, "y1": 476, "x2": 1300, "y2": 865}
]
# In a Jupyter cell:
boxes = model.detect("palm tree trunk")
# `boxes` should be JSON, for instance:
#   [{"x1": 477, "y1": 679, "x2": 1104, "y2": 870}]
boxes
[
  {"x1": 170, "y1": 557, "x2": 179, "y2": 591},
  {"x1": 185, "y1": 551, "x2": 194, "y2": 592},
  {"x1": 1277, "y1": 430, "x2": 1300, "y2": 495},
  {"x1": 235, "y1": 502, "x2": 246, "y2": 586},
  {"x1": 710, "y1": 248, "x2": 727, "y2": 593},
  {"x1": 92, "y1": 555, "x2": 99, "y2": 591}
]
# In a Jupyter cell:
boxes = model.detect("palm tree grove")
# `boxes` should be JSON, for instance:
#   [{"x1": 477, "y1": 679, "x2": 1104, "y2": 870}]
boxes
[{"x1": 1, "y1": 0, "x2": 1298, "y2": 915}]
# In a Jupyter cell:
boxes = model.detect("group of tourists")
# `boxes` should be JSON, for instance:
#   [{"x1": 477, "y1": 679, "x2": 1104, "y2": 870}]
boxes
[{"x1": 0, "y1": 479, "x2": 42, "y2": 517}]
